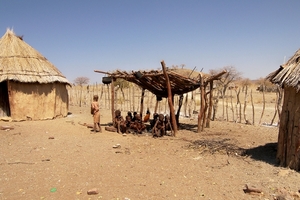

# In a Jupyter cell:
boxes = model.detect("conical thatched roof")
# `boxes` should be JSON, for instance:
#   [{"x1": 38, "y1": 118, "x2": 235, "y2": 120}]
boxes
[
  {"x1": 267, "y1": 49, "x2": 300, "y2": 91},
  {"x1": 0, "y1": 29, "x2": 70, "y2": 84}
]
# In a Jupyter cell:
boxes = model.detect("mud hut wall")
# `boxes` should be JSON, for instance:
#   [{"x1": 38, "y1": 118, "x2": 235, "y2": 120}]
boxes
[
  {"x1": 54, "y1": 83, "x2": 69, "y2": 117},
  {"x1": 277, "y1": 86, "x2": 300, "y2": 170},
  {"x1": 8, "y1": 81, "x2": 68, "y2": 120}
]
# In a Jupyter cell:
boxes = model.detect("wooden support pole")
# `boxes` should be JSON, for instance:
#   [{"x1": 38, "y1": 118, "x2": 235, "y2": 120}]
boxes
[
  {"x1": 140, "y1": 88, "x2": 145, "y2": 117},
  {"x1": 206, "y1": 81, "x2": 213, "y2": 128},
  {"x1": 161, "y1": 60, "x2": 178, "y2": 136},
  {"x1": 197, "y1": 74, "x2": 205, "y2": 132},
  {"x1": 154, "y1": 100, "x2": 159, "y2": 114},
  {"x1": 111, "y1": 78, "x2": 115, "y2": 124},
  {"x1": 176, "y1": 94, "x2": 184, "y2": 127}
]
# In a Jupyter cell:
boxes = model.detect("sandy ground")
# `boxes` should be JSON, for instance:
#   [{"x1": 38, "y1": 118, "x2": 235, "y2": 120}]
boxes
[{"x1": 1, "y1": 105, "x2": 300, "y2": 200}]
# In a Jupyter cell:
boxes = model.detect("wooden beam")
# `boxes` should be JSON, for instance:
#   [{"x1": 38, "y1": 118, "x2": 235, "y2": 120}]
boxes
[
  {"x1": 206, "y1": 70, "x2": 227, "y2": 82},
  {"x1": 94, "y1": 70, "x2": 112, "y2": 75}
]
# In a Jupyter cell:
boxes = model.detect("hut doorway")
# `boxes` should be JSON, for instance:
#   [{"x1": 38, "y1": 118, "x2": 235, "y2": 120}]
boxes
[{"x1": 0, "y1": 81, "x2": 10, "y2": 117}]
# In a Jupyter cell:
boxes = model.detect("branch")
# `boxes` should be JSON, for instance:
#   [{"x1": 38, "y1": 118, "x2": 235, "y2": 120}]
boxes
[{"x1": 206, "y1": 70, "x2": 227, "y2": 83}]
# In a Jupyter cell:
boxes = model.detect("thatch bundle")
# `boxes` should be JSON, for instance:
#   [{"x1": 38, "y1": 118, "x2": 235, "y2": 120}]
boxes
[
  {"x1": 267, "y1": 49, "x2": 300, "y2": 91},
  {"x1": 0, "y1": 29, "x2": 69, "y2": 84}
]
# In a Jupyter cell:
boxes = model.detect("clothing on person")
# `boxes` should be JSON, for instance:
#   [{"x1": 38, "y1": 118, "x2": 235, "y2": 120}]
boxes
[{"x1": 143, "y1": 109, "x2": 151, "y2": 122}]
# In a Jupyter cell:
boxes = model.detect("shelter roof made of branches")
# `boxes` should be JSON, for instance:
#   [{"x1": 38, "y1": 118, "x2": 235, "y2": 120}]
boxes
[
  {"x1": 267, "y1": 48, "x2": 300, "y2": 92},
  {"x1": 96, "y1": 68, "x2": 209, "y2": 97},
  {"x1": 0, "y1": 29, "x2": 70, "y2": 84}
]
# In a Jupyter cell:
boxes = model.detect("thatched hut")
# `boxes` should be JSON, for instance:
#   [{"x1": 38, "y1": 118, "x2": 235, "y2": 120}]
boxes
[
  {"x1": 0, "y1": 29, "x2": 70, "y2": 121},
  {"x1": 267, "y1": 48, "x2": 300, "y2": 171}
]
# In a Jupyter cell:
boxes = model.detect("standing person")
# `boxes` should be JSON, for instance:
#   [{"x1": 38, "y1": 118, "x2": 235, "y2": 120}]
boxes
[{"x1": 91, "y1": 95, "x2": 102, "y2": 133}]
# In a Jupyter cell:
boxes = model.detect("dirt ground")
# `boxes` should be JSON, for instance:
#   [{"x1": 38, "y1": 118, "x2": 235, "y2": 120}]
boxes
[{"x1": 1, "y1": 105, "x2": 300, "y2": 200}]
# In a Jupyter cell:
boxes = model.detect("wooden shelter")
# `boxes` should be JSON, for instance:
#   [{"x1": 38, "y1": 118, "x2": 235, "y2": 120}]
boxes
[
  {"x1": 95, "y1": 60, "x2": 226, "y2": 135},
  {"x1": 0, "y1": 29, "x2": 70, "y2": 121},
  {"x1": 96, "y1": 67, "x2": 205, "y2": 97},
  {"x1": 267, "y1": 48, "x2": 300, "y2": 171}
]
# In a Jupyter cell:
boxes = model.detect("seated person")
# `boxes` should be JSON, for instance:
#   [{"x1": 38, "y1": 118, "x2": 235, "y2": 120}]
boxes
[
  {"x1": 113, "y1": 110, "x2": 126, "y2": 134},
  {"x1": 131, "y1": 111, "x2": 137, "y2": 122},
  {"x1": 164, "y1": 114, "x2": 173, "y2": 135},
  {"x1": 143, "y1": 109, "x2": 151, "y2": 122},
  {"x1": 130, "y1": 113, "x2": 146, "y2": 134},
  {"x1": 152, "y1": 114, "x2": 165, "y2": 137},
  {"x1": 124, "y1": 114, "x2": 133, "y2": 133},
  {"x1": 150, "y1": 113, "x2": 159, "y2": 131},
  {"x1": 127, "y1": 111, "x2": 133, "y2": 121}
]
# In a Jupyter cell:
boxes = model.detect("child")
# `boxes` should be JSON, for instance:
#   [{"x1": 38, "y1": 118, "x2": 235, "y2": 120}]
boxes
[
  {"x1": 113, "y1": 110, "x2": 126, "y2": 134},
  {"x1": 131, "y1": 113, "x2": 146, "y2": 134},
  {"x1": 91, "y1": 95, "x2": 102, "y2": 133},
  {"x1": 152, "y1": 114, "x2": 165, "y2": 137}
]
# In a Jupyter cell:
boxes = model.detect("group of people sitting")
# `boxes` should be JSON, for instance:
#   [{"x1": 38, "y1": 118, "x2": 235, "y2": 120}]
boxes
[
  {"x1": 113, "y1": 109, "x2": 173, "y2": 137},
  {"x1": 113, "y1": 110, "x2": 147, "y2": 135},
  {"x1": 150, "y1": 113, "x2": 173, "y2": 137}
]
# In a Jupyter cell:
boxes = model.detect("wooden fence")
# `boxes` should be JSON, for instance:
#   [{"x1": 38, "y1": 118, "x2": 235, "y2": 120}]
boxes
[{"x1": 68, "y1": 84, "x2": 282, "y2": 126}]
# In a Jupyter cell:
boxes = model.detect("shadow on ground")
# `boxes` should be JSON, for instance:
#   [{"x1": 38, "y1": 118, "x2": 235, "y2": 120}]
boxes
[
  {"x1": 245, "y1": 142, "x2": 278, "y2": 166},
  {"x1": 179, "y1": 123, "x2": 198, "y2": 132},
  {"x1": 185, "y1": 138, "x2": 278, "y2": 166}
]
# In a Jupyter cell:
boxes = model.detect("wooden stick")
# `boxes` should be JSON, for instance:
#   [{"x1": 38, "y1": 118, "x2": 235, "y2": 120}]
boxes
[
  {"x1": 243, "y1": 184, "x2": 263, "y2": 194},
  {"x1": 0, "y1": 126, "x2": 14, "y2": 130},
  {"x1": 259, "y1": 85, "x2": 266, "y2": 125},
  {"x1": 250, "y1": 89, "x2": 255, "y2": 125}
]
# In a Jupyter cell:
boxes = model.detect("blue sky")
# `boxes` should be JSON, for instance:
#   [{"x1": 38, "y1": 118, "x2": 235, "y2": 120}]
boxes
[{"x1": 1, "y1": 0, "x2": 300, "y2": 84}]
